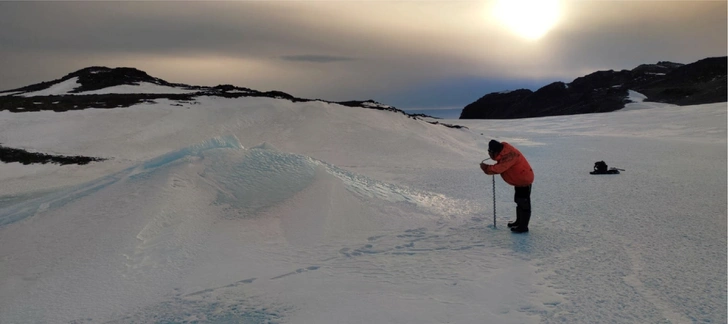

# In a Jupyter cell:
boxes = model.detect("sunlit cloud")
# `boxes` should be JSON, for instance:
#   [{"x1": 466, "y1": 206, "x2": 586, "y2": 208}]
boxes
[
  {"x1": 491, "y1": 0, "x2": 562, "y2": 40},
  {"x1": 280, "y1": 55, "x2": 356, "y2": 63},
  {"x1": 0, "y1": 1, "x2": 725, "y2": 108}
]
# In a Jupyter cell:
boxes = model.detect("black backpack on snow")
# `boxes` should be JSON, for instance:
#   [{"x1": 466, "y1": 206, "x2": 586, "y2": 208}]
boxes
[
  {"x1": 590, "y1": 161, "x2": 622, "y2": 175},
  {"x1": 594, "y1": 161, "x2": 608, "y2": 173}
]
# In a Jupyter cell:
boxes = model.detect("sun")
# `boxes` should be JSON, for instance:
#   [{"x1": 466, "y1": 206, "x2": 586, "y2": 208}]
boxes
[{"x1": 492, "y1": 0, "x2": 562, "y2": 40}]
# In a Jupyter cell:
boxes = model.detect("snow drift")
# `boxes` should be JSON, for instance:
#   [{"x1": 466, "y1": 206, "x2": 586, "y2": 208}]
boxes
[{"x1": 0, "y1": 93, "x2": 725, "y2": 323}]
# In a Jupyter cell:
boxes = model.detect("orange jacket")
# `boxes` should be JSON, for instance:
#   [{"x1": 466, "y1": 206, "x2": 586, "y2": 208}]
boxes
[{"x1": 482, "y1": 142, "x2": 534, "y2": 187}]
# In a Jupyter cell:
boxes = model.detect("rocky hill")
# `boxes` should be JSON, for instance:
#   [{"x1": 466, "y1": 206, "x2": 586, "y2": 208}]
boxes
[
  {"x1": 7, "y1": 66, "x2": 453, "y2": 117},
  {"x1": 460, "y1": 56, "x2": 727, "y2": 119},
  {"x1": 0, "y1": 67, "x2": 464, "y2": 165},
  {"x1": 0, "y1": 66, "x2": 465, "y2": 126}
]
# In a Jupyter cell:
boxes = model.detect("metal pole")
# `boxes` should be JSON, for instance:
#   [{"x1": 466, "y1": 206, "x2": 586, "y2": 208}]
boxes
[
  {"x1": 492, "y1": 174, "x2": 496, "y2": 228},
  {"x1": 483, "y1": 158, "x2": 497, "y2": 228}
]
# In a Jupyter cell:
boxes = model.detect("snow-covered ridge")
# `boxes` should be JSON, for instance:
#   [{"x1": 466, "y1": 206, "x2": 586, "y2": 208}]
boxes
[
  {"x1": 15, "y1": 135, "x2": 471, "y2": 227},
  {"x1": 1, "y1": 66, "x2": 456, "y2": 126},
  {"x1": 79, "y1": 82, "x2": 200, "y2": 95},
  {"x1": 18, "y1": 77, "x2": 82, "y2": 97},
  {"x1": 6, "y1": 66, "x2": 206, "y2": 97},
  {"x1": 18, "y1": 78, "x2": 200, "y2": 97}
]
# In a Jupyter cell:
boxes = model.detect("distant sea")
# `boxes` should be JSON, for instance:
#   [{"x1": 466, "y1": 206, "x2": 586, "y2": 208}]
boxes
[{"x1": 403, "y1": 108, "x2": 462, "y2": 119}]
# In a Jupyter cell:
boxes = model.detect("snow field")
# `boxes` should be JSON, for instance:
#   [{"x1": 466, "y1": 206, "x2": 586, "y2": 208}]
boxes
[{"x1": 0, "y1": 96, "x2": 725, "y2": 323}]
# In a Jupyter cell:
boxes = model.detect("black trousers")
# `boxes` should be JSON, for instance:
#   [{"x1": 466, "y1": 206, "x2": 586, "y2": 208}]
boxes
[
  {"x1": 514, "y1": 185, "x2": 531, "y2": 211},
  {"x1": 513, "y1": 185, "x2": 532, "y2": 228}
]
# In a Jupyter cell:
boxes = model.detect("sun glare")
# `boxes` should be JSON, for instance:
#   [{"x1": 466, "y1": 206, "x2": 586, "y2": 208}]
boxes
[{"x1": 492, "y1": 0, "x2": 562, "y2": 40}]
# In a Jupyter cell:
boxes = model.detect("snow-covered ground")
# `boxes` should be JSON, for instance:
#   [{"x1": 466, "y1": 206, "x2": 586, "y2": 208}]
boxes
[
  {"x1": 0, "y1": 95, "x2": 725, "y2": 323},
  {"x1": 77, "y1": 82, "x2": 200, "y2": 95},
  {"x1": 14, "y1": 78, "x2": 199, "y2": 97}
]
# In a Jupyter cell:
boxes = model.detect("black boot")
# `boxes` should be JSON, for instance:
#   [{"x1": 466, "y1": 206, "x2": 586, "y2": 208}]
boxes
[
  {"x1": 507, "y1": 205, "x2": 521, "y2": 227},
  {"x1": 511, "y1": 207, "x2": 530, "y2": 233},
  {"x1": 510, "y1": 226, "x2": 529, "y2": 233},
  {"x1": 508, "y1": 214, "x2": 520, "y2": 228}
]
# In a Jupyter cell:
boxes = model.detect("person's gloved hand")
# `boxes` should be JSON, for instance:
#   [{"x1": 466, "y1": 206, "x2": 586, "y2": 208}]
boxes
[{"x1": 480, "y1": 163, "x2": 493, "y2": 175}]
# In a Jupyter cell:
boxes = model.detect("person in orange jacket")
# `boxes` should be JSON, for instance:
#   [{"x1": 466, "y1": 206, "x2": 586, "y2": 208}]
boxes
[{"x1": 479, "y1": 140, "x2": 534, "y2": 233}]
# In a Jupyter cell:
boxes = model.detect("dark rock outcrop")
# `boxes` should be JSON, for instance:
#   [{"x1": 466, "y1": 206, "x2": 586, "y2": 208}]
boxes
[
  {"x1": 632, "y1": 57, "x2": 727, "y2": 106},
  {"x1": 460, "y1": 56, "x2": 727, "y2": 119},
  {"x1": 0, "y1": 145, "x2": 106, "y2": 165}
]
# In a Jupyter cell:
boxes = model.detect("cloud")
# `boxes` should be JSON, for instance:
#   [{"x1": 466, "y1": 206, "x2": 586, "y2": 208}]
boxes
[
  {"x1": 0, "y1": 1, "x2": 725, "y2": 105},
  {"x1": 280, "y1": 55, "x2": 356, "y2": 63},
  {"x1": 543, "y1": 1, "x2": 728, "y2": 74}
]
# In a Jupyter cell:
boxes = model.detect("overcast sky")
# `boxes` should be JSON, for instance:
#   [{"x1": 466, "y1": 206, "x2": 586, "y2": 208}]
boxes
[{"x1": 1, "y1": 1, "x2": 725, "y2": 111}]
